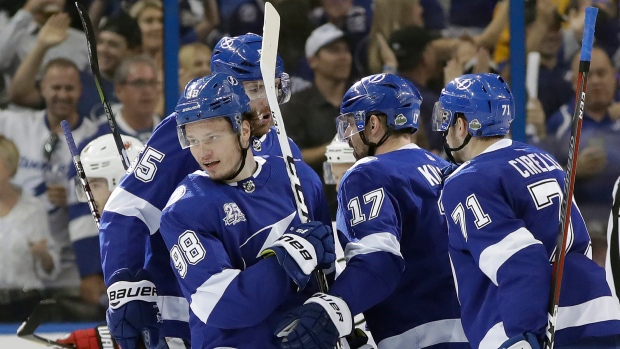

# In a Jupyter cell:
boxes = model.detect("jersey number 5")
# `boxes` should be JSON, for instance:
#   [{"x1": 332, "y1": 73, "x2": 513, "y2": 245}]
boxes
[
  {"x1": 347, "y1": 188, "x2": 385, "y2": 226},
  {"x1": 170, "y1": 230, "x2": 206, "y2": 278}
]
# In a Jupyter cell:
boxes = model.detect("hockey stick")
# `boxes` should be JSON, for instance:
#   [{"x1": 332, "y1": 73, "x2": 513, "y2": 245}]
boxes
[
  {"x1": 260, "y1": 2, "x2": 328, "y2": 289},
  {"x1": 75, "y1": 2, "x2": 130, "y2": 170},
  {"x1": 543, "y1": 7, "x2": 597, "y2": 349},
  {"x1": 260, "y1": 4, "x2": 345, "y2": 349},
  {"x1": 61, "y1": 120, "x2": 101, "y2": 227},
  {"x1": 16, "y1": 299, "x2": 73, "y2": 348}
]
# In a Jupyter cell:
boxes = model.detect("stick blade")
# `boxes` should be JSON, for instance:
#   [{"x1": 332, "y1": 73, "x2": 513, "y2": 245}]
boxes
[{"x1": 260, "y1": 2, "x2": 280, "y2": 81}]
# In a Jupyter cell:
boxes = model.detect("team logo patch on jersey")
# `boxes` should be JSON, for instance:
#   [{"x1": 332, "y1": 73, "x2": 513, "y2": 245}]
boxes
[
  {"x1": 394, "y1": 113, "x2": 407, "y2": 126},
  {"x1": 253, "y1": 138, "x2": 262, "y2": 152},
  {"x1": 242, "y1": 180, "x2": 256, "y2": 193},
  {"x1": 223, "y1": 202, "x2": 246, "y2": 225}
]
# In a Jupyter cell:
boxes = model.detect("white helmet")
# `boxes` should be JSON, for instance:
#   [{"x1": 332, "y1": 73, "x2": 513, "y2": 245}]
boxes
[
  {"x1": 80, "y1": 134, "x2": 144, "y2": 192},
  {"x1": 323, "y1": 136, "x2": 355, "y2": 185}
]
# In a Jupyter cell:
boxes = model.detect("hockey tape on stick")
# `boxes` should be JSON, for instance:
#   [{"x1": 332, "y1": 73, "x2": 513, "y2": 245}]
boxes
[
  {"x1": 543, "y1": 7, "x2": 597, "y2": 349},
  {"x1": 61, "y1": 120, "x2": 101, "y2": 227},
  {"x1": 16, "y1": 299, "x2": 73, "y2": 348},
  {"x1": 74, "y1": 2, "x2": 130, "y2": 170}
]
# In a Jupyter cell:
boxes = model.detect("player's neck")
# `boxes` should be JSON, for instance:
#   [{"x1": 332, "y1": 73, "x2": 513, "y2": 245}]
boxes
[
  {"x1": 374, "y1": 134, "x2": 411, "y2": 156},
  {"x1": 225, "y1": 155, "x2": 257, "y2": 183},
  {"x1": 468, "y1": 138, "x2": 502, "y2": 160}
]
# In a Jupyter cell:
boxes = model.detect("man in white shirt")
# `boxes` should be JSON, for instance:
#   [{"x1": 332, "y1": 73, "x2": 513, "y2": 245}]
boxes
[{"x1": 0, "y1": 58, "x2": 102, "y2": 307}]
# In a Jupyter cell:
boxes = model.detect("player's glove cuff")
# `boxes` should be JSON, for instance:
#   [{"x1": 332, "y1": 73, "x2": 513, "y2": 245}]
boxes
[
  {"x1": 261, "y1": 233, "x2": 318, "y2": 290},
  {"x1": 306, "y1": 292, "x2": 353, "y2": 338}
]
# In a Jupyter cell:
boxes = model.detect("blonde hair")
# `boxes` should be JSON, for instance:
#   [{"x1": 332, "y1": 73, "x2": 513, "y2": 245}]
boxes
[
  {"x1": 0, "y1": 135, "x2": 20, "y2": 178},
  {"x1": 367, "y1": 0, "x2": 420, "y2": 74},
  {"x1": 179, "y1": 43, "x2": 213, "y2": 71},
  {"x1": 129, "y1": 0, "x2": 162, "y2": 19}
]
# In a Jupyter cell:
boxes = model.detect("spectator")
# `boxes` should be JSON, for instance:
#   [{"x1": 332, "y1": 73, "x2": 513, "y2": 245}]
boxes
[
  {"x1": 388, "y1": 26, "x2": 441, "y2": 152},
  {"x1": 129, "y1": 0, "x2": 164, "y2": 117},
  {"x1": 108, "y1": 54, "x2": 161, "y2": 142},
  {"x1": 208, "y1": 0, "x2": 262, "y2": 46},
  {"x1": 367, "y1": 0, "x2": 424, "y2": 75},
  {"x1": 129, "y1": 0, "x2": 162, "y2": 68},
  {"x1": 310, "y1": 0, "x2": 372, "y2": 79},
  {"x1": 446, "y1": 0, "x2": 500, "y2": 38},
  {"x1": 0, "y1": 58, "x2": 102, "y2": 311},
  {"x1": 544, "y1": 46, "x2": 620, "y2": 246},
  {"x1": 281, "y1": 23, "x2": 351, "y2": 218},
  {"x1": 0, "y1": 135, "x2": 60, "y2": 322},
  {"x1": 0, "y1": 0, "x2": 88, "y2": 106},
  {"x1": 9, "y1": 11, "x2": 142, "y2": 120},
  {"x1": 178, "y1": 42, "x2": 211, "y2": 92}
]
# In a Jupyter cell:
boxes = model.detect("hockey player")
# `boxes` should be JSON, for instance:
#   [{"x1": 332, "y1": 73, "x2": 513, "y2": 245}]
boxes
[
  {"x1": 433, "y1": 73, "x2": 620, "y2": 349},
  {"x1": 323, "y1": 135, "x2": 355, "y2": 189},
  {"x1": 276, "y1": 73, "x2": 469, "y2": 349},
  {"x1": 160, "y1": 72, "x2": 333, "y2": 348},
  {"x1": 72, "y1": 134, "x2": 144, "y2": 214},
  {"x1": 99, "y1": 33, "x2": 300, "y2": 349},
  {"x1": 56, "y1": 134, "x2": 143, "y2": 349}
]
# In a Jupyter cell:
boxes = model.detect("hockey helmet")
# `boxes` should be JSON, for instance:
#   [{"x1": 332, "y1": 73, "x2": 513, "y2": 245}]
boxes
[
  {"x1": 175, "y1": 73, "x2": 251, "y2": 148},
  {"x1": 76, "y1": 134, "x2": 144, "y2": 201},
  {"x1": 432, "y1": 73, "x2": 514, "y2": 137},
  {"x1": 337, "y1": 73, "x2": 422, "y2": 141},
  {"x1": 323, "y1": 135, "x2": 355, "y2": 185},
  {"x1": 211, "y1": 33, "x2": 290, "y2": 104}
]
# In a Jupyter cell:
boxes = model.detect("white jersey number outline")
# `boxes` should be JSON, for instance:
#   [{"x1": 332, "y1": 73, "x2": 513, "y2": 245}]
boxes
[
  {"x1": 169, "y1": 230, "x2": 206, "y2": 278},
  {"x1": 347, "y1": 188, "x2": 385, "y2": 226}
]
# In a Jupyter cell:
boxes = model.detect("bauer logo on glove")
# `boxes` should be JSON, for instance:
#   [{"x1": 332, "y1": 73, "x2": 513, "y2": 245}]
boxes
[{"x1": 108, "y1": 280, "x2": 157, "y2": 309}]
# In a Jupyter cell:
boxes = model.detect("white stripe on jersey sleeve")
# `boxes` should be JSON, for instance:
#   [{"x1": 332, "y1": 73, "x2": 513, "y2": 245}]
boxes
[
  {"x1": 344, "y1": 233, "x2": 402, "y2": 263},
  {"x1": 377, "y1": 318, "x2": 468, "y2": 349},
  {"x1": 190, "y1": 269, "x2": 241, "y2": 324},
  {"x1": 479, "y1": 296, "x2": 620, "y2": 349},
  {"x1": 478, "y1": 227, "x2": 542, "y2": 286},
  {"x1": 104, "y1": 187, "x2": 162, "y2": 235},
  {"x1": 479, "y1": 322, "x2": 509, "y2": 349},
  {"x1": 556, "y1": 295, "x2": 620, "y2": 331},
  {"x1": 157, "y1": 295, "x2": 190, "y2": 322},
  {"x1": 69, "y1": 214, "x2": 98, "y2": 241}
]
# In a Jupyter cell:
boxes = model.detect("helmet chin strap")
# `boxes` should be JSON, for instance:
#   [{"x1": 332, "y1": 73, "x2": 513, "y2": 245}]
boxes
[
  {"x1": 224, "y1": 135, "x2": 250, "y2": 181},
  {"x1": 443, "y1": 132, "x2": 471, "y2": 164},
  {"x1": 360, "y1": 130, "x2": 391, "y2": 157}
]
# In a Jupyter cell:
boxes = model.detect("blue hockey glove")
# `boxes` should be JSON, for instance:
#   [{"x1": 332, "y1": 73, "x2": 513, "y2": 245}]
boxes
[
  {"x1": 106, "y1": 269, "x2": 161, "y2": 349},
  {"x1": 275, "y1": 292, "x2": 353, "y2": 349},
  {"x1": 499, "y1": 333, "x2": 541, "y2": 349},
  {"x1": 261, "y1": 221, "x2": 335, "y2": 290}
]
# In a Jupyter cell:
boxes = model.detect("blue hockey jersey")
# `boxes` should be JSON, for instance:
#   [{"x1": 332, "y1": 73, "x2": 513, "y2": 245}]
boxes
[
  {"x1": 441, "y1": 139, "x2": 620, "y2": 349},
  {"x1": 332, "y1": 143, "x2": 468, "y2": 348},
  {"x1": 159, "y1": 156, "x2": 331, "y2": 349},
  {"x1": 99, "y1": 113, "x2": 302, "y2": 341}
]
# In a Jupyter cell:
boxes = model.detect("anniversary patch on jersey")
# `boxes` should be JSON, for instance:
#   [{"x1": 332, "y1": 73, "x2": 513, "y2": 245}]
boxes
[{"x1": 223, "y1": 202, "x2": 246, "y2": 226}]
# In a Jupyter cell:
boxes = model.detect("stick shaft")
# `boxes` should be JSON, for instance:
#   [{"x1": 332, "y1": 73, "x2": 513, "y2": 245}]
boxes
[{"x1": 544, "y1": 7, "x2": 597, "y2": 349}]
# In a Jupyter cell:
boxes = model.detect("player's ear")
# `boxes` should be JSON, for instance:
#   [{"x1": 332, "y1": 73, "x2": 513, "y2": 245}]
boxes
[{"x1": 240, "y1": 119, "x2": 252, "y2": 144}]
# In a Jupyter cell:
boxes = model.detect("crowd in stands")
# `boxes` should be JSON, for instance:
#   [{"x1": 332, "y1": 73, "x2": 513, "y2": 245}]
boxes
[{"x1": 0, "y1": 0, "x2": 618, "y2": 323}]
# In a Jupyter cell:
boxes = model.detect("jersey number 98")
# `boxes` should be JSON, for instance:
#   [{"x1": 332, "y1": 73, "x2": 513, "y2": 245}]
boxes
[{"x1": 170, "y1": 230, "x2": 206, "y2": 278}]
